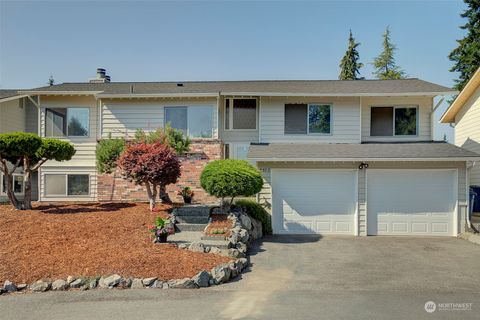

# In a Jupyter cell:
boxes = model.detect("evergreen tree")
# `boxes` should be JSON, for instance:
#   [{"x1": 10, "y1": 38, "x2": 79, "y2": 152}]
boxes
[
  {"x1": 339, "y1": 30, "x2": 364, "y2": 80},
  {"x1": 449, "y1": 0, "x2": 480, "y2": 90},
  {"x1": 372, "y1": 27, "x2": 406, "y2": 79}
]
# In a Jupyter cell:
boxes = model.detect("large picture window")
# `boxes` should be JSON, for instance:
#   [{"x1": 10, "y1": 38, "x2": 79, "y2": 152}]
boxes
[
  {"x1": 370, "y1": 106, "x2": 417, "y2": 136},
  {"x1": 224, "y1": 98, "x2": 257, "y2": 130},
  {"x1": 45, "y1": 174, "x2": 89, "y2": 197},
  {"x1": 45, "y1": 107, "x2": 89, "y2": 137},
  {"x1": 284, "y1": 103, "x2": 332, "y2": 135},
  {"x1": 165, "y1": 106, "x2": 213, "y2": 138}
]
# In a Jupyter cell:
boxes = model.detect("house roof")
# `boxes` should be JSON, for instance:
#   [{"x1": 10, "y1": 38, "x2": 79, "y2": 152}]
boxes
[
  {"x1": 19, "y1": 79, "x2": 455, "y2": 97},
  {"x1": 0, "y1": 90, "x2": 19, "y2": 100},
  {"x1": 440, "y1": 67, "x2": 480, "y2": 123},
  {"x1": 247, "y1": 142, "x2": 480, "y2": 162}
]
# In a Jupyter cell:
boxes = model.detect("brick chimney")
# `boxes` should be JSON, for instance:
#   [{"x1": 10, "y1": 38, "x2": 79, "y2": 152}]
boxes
[{"x1": 89, "y1": 68, "x2": 110, "y2": 83}]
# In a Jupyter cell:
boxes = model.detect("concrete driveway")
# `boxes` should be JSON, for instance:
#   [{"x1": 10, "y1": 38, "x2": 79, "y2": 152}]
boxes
[{"x1": 2, "y1": 236, "x2": 480, "y2": 320}]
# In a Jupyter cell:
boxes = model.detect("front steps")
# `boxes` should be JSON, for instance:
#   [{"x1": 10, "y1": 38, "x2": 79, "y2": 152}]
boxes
[{"x1": 173, "y1": 204, "x2": 214, "y2": 232}]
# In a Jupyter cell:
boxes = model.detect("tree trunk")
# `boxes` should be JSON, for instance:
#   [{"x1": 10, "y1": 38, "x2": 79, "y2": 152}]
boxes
[
  {"x1": 145, "y1": 181, "x2": 156, "y2": 211},
  {"x1": 0, "y1": 159, "x2": 21, "y2": 209},
  {"x1": 159, "y1": 183, "x2": 172, "y2": 204},
  {"x1": 23, "y1": 158, "x2": 32, "y2": 210}
]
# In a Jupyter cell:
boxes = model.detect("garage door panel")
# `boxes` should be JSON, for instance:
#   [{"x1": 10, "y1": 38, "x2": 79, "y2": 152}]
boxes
[
  {"x1": 367, "y1": 170, "x2": 456, "y2": 236},
  {"x1": 273, "y1": 170, "x2": 356, "y2": 235}
]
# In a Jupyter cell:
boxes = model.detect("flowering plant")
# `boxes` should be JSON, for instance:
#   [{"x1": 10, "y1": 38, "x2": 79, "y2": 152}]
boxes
[
  {"x1": 177, "y1": 187, "x2": 194, "y2": 204},
  {"x1": 149, "y1": 216, "x2": 175, "y2": 241}
]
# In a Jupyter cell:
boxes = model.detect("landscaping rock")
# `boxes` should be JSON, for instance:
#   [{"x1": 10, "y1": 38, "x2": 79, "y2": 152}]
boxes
[
  {"x1": 3, "y1": 280, "x2": 17, "y2": 293},
  {"x1": 162, "y1": 282, "x2": 169, "y2": 289},
  {"x1": 88, "y1": 279, "x2": 98, "y2": 290},
  {"x1": 168, "y1": 278, "x2": 197, "y2": 289},
  {"x1": 119, "y1": 278, "x2": 132, "y2": 289},
  {"x1": 70, "y1": 278, "x2": 84, "y2": 288},
  {"x1": 209, "y1": 246, "x2": 222, "y2": 255},
  {"x1": 102, "y1": 274, "x2": 122, "y2": 288},
  {"x1": 142, "y1": 277, "x2": 157, "y2": 287},
  {"x1": 178, "y1": 243, "x2": 188, "y2": 249},
  {"x1": 236, "y1": 242, "x2": 248, "y2": 254},
  {"x1": 30, "y1": 281, "x2": 50, "y2": 292},
  {"x1": 131, "y1": 278, "x2": 144, "y2": 289},
  {"x1": 236, "y1": 258, "x2": 248, "y2": 271},
  {"x1": 51, "y1": 279, "x2": 68, "y2": 291},
  {"x1": 152, "y1": 280, "x2": 164, "y2": 288},
  {"x1": 238, "y1": 228, "x2": 250, "y2": 243},
  {"x1": 17, "y1": 284, "x2": 28, "y2": 291},
  {"x1": 250, "y1": 217, "x2": 263, "y2": 240},
  {"x1": 204, "y1": 246, "x2": 211, "y2": 253},
  {"x1": 188, "y1": 241, "x2": 205, "y2": 253},
  {"x1": 66, "y1": 276, "x2": 76, "y2": 284},
  {"x1": 80, "y1": 285, "x2": 89, "y2": 291},
  {"x1": 211, "y1": 263, "x2": 231, "y2": 284},
  {"x1": 229, "y1": 261, "x2": 240, "y2": 278},
  {"x1": 0, "y1": 288, "x2": 5, "y2": 295},
  {"x1": 192, "y1": 271, "x2": 210, "y2": 288},
  {"x1": 240, "y1": 214, "x2": 252, "y2": 230}
]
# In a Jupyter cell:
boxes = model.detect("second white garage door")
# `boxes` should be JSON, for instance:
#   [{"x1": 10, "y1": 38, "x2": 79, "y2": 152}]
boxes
[
  {"x1": 367, "y1": 170, "x2": 457, "y2": 236},
  {"x1": 272, "y1": 169, "x2": 357, "y2": 235}
]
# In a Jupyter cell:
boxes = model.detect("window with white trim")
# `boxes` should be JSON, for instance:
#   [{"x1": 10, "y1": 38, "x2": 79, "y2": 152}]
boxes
[
  {"x1": 370, "y1": 106, "x2": 418, "y2": 136},
  {"x1": 284, "y1": 103, "x2": 332, "y2": 135},
  {"x1": 1, "y1": 173, "x2": 24, "y2": 195},
  {"x1": 44, "y1": 174, "x2": 89, "y2": 196},
  {"x1": 164, "y1": 106, "x2": 213, "y2": 138},
  {"x1": 45, "y1": 107, "x2": 90, "y2": 137},
  {"x1": 224, "y1": 98, "x2": 257, "y2": 130}
]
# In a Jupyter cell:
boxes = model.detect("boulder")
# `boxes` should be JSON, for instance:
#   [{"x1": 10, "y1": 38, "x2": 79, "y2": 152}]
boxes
[
  {"x1": 235, "y1": 242, "x2": 248, "y2": 254},
  {"x1": 131, "y1": 278, "x2": 144, "y2": 289},
  {"x1": 16, "y1": 284, "x2": 28, "y2": 291},
  {"x1": 121, "y1": 278, "x2": 132, "y2": 288},
  {"x1": 102, "y1": 274, "x2": 122, "y2": 288},
  {"x1": 250, "y1": 217, "x2": 263, "y2": 240},
  {"x1": 236, "y1": 258, "x2": 248, "y2": 271},
  {"x1": 70, "y1": 278, "x2": 84, "y2": 288},
  {"x1": 168, "y1": 278, "x2": 197, "y2": 289},
  {"x1": 66, "y1": 276, "x2": 76, "y2": 284},
  {"x1": 30, "y1": 281, "x2": 50, "y2": 292},
  {"x1": 178, "y1": 243, "x2": 188, "y2": 249},
  {"x1": 162, "y1": 282, "x2": 169, "y2": 289},
  {"x1": 209, "y1": 246, "x2": 222, "y2": 255},
  {"x1": 221, "y1": 248, "x2": 245, "y2": 259},
  {"x1": 238, "y1": 228, "x2": 250, "y2": 243},
  {"x1": 152, "y1": 280, "x2": 164, "y2": 288},
  {"x1": 142, "y1": 277, "x2": 157, "y2": 287},
  {"x1": 51, "y1": 279, "x2": 68, "y2": 291},
  {"x1": 88, "y1": 279, "x2": 98, "y2": 290},
  {"x1": 239, "y1": 214, "x2": 252, "y2": 230},
  {"x1": 211, "y1": 264, "x2": 231, "y2": 284},
  {"x1": 229, "y1": 261, "x2": 240, "y2": 278},
  {"x1": 192, "y1": 271, "x2": 210, "y2": 288},
  {"x1": 3, "y1": 280, "x2": 17, "y2": 293},
  {"x1": 188, "y1": 242, "x2": 205, "y2": 253}
]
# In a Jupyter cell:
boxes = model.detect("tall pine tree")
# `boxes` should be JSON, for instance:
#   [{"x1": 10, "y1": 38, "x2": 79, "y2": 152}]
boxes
[
  {"x1": 372, "y1": 27, "x2": 406, "y2": 80},
  {"x1": 449, "y1": 0, "x2": 480, "y2": 90},
  {"x1": 339, "y1": 30, "x2": 363, "y2": 80}
]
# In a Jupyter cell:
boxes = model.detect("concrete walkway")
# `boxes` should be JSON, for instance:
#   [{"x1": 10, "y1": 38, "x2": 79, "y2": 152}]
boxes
[{"x1": 2, "y1": 236, "x2": 480, "y2": 320}]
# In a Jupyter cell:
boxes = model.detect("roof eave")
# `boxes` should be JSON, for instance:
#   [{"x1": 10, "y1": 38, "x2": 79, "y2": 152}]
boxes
[
  {"x1": 18, "y1": 90, "x2": 103, "y2": 96},
  {"x1": 249, "y1": 157, "x2": 480, "y2": 162},
  {"x1": 0, "y1": 94, "x2": 28, "y2": 103},
  {"x1": 96, "y1": 93, "x2": 220, "y2": 98},
  {"x1": 221, "y1": 91, "x2": 457, "y2": 97}
]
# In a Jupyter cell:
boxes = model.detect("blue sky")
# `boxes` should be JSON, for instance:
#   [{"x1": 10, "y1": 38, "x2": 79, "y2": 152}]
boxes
[{"x1": 0, "y1": 0, "x2": 468, "y2": 140}]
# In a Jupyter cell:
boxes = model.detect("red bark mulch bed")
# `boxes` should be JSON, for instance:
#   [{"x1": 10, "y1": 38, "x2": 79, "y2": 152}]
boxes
[
  {"x1": 204, "y1": 214, "x2": 233, "y2": 238},
  {"x1": 0, "y1": 202, "x2": 230, "y2": 285}
]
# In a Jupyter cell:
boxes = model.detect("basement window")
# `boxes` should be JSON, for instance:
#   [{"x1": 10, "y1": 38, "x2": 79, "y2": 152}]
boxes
[
  {"x1": 45, "y1": 174, "x2": 89, "y2": 197},
  {"x1": 370, "y1": 106, "x2": 418, "y2": 136},
  {"x1": 0, "y1": 174, "x2": 24, "y2": 195}
]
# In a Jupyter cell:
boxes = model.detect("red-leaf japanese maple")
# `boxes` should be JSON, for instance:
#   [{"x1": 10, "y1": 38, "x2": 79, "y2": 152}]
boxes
[{"x1": 117, "y1": 142, "x2": 181, "y2": 210}]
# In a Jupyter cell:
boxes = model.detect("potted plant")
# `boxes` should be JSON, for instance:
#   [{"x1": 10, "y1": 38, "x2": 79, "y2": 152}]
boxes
[
  {"x1": 178, "y1": 186, "x2": 195, "y2": 204},
  {"x1": 149, "y1": 216, "x2": 175, "y2": 243}
]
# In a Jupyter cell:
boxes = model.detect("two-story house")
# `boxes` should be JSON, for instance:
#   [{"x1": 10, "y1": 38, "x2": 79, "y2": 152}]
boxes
[{"x1": 2, "y1": 68, "x2": 479, "y2": 237}]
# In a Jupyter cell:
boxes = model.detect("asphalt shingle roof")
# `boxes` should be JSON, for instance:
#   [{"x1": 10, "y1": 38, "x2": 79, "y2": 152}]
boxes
[
  {"x1": 20, "y1": 79, "x2": 454, "y2": 96},
  {"x1": 247, "y1": 142, "x2": 480, "y2": 161},
  {"x1": 0, "y1": 90, "x2": 19, "y2": 100}
]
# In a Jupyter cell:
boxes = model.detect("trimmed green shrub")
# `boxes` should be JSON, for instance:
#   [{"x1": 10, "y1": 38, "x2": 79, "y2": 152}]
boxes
[
  {"x1": 235, "y1": 199, "x2": 272, "y2": 235},
  {"x1": 96, "y1": 137, "x2": 125, "y2": 174},
  {"x1": 134, "y1": 124, "x2": 190, "y2": 155},
  {"x1": 200, "y1": 159, "x2": 263, "y2": 207}
]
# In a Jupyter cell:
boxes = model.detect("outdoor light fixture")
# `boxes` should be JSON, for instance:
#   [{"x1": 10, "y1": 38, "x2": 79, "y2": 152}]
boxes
[{"x1": 359, "y1": 162, "x2": 369, "y2": 170}]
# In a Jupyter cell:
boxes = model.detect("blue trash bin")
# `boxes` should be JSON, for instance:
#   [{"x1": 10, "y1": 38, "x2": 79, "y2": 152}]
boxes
[{"x1": 470, "y1": 186, "x2": 480, "y2": 214}]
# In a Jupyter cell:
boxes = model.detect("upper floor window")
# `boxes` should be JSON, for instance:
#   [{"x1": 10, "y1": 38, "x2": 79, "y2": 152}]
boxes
[
  {"x1": 165, "y1": 106, "x2": 213, "y2": 138},
  {"x1": 285, "y1": 103, "x2": 332, "y2": 135},
  {"x1": 370, "y1": 106, "x2": 417, "y2": 136},
  {"x1": 225, "y1": 98, "x2": 257, "y2": 130},
  {"x1": 45, "y1": 107, "x2": 89, "y2": 137}
]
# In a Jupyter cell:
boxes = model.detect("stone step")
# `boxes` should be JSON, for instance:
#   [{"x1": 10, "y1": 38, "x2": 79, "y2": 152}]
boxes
[
  {"x1": 168, "y1": 231, "x2": 230, "y2": 249},
  {"x1": 173, "y1": 204, "x2": 217, "y2": 217},
  {"x1": 175, "y1": 216, "x2": 210, "y2": 224},
  {"x1": 176, "y1": 223, "x2": 207, "y2": 232}
]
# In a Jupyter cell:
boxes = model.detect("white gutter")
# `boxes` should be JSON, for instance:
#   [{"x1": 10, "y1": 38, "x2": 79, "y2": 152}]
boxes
[
  {"x1": 249, "y1": 157, "x2": 480, "y2": 162},
  {"x1": 97, "y1": 93, "x2": 219, "y2": 99},
  {"x1": 220, "y1": 91, "x2": 458, "y2": 97},
  {"x1": 18, "y1": 91, "x2": 103, "y2": 95},
  {"x1": 0, "y1": 94, "x2": 29, "y2": 103}
]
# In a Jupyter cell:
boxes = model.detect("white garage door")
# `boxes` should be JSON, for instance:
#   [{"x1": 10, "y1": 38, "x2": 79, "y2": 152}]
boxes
[
  {"x1": 272, "y1": 169, "x2": 357, "y2": 235},
  {"x1": 367, "y1": 170, "x2": 457, "y2": 236}
]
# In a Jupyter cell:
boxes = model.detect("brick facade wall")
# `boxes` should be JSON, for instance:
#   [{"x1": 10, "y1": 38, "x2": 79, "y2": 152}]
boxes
[{"x1": 97, "y1": 140, "x2": 223, "y2": 204}]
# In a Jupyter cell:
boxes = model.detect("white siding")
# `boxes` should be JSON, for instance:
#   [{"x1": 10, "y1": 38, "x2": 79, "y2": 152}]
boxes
[
  {"x1": 101, "y1": 98, "x2": 218, "y2": 139},
  {"x1": 361, "y1": 96, "x2": 433, "y2": 142},
  {"x1": 0, "y1": 98, "x2": 26, "y2": 133},
  {"x1": 259, "y1": 96, "x2": 361, "y2": 143},
  {"x1": 454, "y1": 88, "x2": 480, "y2": 186},
  {"x1": 39, "y1": 166, "x2": 97, "y2": 202},
  {"x1": 40, "y1": 96, "x2": 98, "y2": 168}
]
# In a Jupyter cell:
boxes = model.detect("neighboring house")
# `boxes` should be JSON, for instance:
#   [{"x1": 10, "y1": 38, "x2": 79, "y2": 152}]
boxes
[
  {"x1": 3, "y1": 68, "x2": 480, "y2": 237},
  {"x1": 0, "y1": 90, "x2": 39, "y2": 202},
  {"x1": 441, "y1": 67, "x2": 480, "y2": 187}
]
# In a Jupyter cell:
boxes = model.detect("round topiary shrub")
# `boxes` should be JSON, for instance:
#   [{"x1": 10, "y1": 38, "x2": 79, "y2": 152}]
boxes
[{"x1": 200, "y1": 160, "x2": 263, "y2": 208}]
